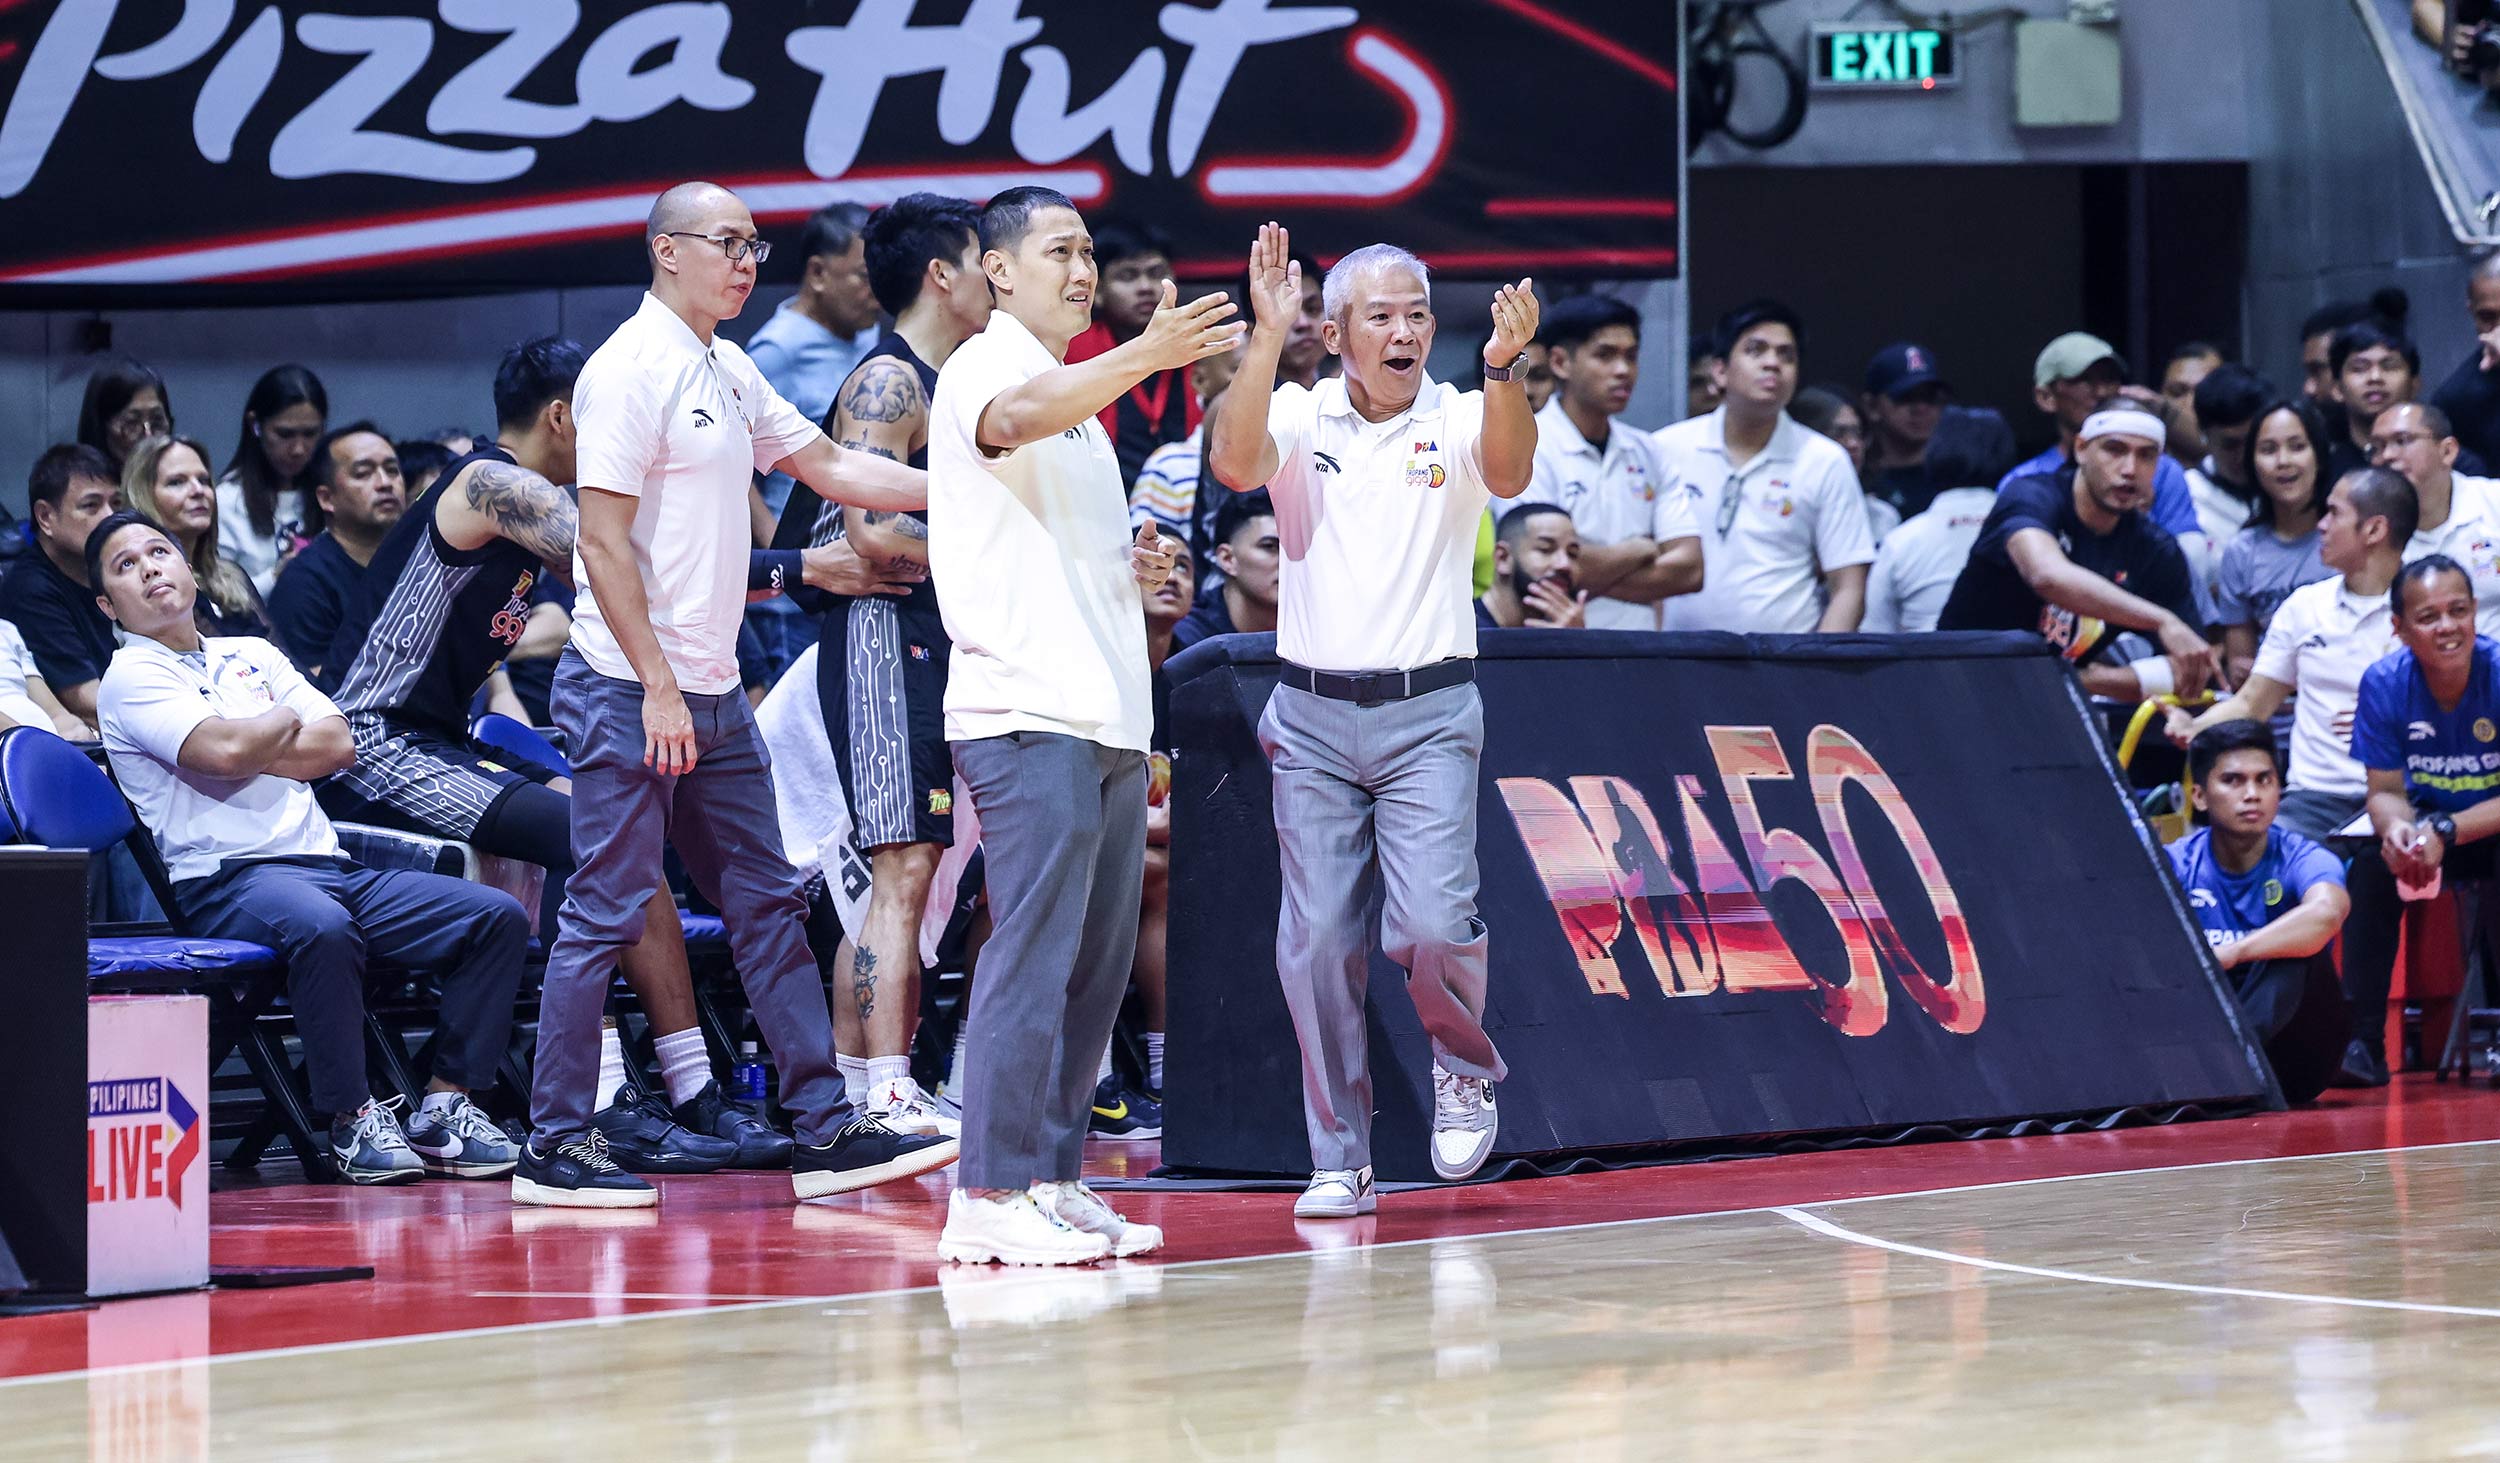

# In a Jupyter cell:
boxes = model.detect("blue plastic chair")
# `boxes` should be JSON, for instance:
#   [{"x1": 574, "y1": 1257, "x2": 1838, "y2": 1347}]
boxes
[{"x1": 471, "y1": 713, "x2": 570, "y2": 778}]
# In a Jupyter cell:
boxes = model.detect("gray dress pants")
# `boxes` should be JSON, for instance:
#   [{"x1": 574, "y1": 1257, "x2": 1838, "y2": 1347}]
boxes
[{"x1": 1259, "y1": 680, "x2": 1505, "y2": 1173}]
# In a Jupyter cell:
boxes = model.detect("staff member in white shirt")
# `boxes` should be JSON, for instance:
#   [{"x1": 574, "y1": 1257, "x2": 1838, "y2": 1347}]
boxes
[
  {"x1": 1654, "y1": 300, "x2": 1876, "y2": 633},
  {"x1": 2168, "y1": 466, "x2": 2415, "y2": 840},
  {"x1": 1528, "y1": 293, "x2": 1699, "y2": 630},
  {"x1": 928, "y1": 186, "x2": 1222, "y2": 1268},
  {"x1": 1210, "y1": 224, "x2": 1538, "y2": 1219},
  {"x1": 2371, "y1": 402, "x2": 2500, "y2": 638},
  {"x1": 518, "y1": 181, "x2": 957, "y2": 1210}
]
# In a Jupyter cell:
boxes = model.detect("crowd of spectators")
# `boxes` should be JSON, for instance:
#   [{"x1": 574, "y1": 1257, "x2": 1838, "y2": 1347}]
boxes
[{"x1": 22, "y1": 204, "x2": 2500, "y2": 1173}]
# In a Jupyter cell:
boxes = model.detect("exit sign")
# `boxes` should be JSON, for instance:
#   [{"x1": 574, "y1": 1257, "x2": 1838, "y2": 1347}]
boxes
[{"x1": 1810, "y1": 24, "x2": 1959, "y2": 91}]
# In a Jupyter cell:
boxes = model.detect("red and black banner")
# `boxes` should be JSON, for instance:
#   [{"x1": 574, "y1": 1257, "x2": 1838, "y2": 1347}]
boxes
[
  {"x1": 1164, "y1": 632, "x2": 2277, "y2": 1182},
  {"x1": 0, "y1": 2, "x2": 1678, "y2": 304}
]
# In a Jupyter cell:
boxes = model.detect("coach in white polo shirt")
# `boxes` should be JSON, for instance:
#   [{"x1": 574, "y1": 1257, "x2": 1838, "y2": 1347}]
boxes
[
  {"x1": 1210, "y1": 224, "x2": 1538, "y2": 1219},
  {"x1": 1654, "y1": 299, "x2": 1875, "y2": 633},
  {"x1": 2171, "y1": 466, "x2": 2415, "y2": 840},
  {"x1": 926, "y1": 186, "x2": 1226, "y2": 1268},
  {"x1": 521, "y1": 181, "x2": 956, "y2": 1211},
  {"x1": 1528, "y1": 293, "x2": 1699, "y2": 630}
]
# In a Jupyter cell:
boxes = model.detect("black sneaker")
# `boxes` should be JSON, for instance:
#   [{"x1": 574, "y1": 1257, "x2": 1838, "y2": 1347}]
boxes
[
  {"x1": 590, "y1": 1086, "x2": 740, "y2": 1174},
  {"x1": 674, "y1": 1079, "x2": 794, "y2": 1170},
  {"x1": 1088, "y1": 1074, "x2": 1163, "y2": 1139},
  {"x1": 512, "y1": 1130, "x2": 658, "y2": 1208},
  {"x1": 2329, "y1": 1038, "x2": 2392, "y2": 1089},
  {"x1": 792, "y1": 1114, "x2": 959, "y2": 1200}
]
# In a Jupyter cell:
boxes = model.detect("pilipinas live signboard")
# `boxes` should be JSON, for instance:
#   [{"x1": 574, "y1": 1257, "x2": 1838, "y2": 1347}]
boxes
[
  {"x1": 0, "y1": 2, "x2": 1679, "y2": 303},
  {"x1": 1163, "y1": 632, "x2": 2277, "y2": 1182}
]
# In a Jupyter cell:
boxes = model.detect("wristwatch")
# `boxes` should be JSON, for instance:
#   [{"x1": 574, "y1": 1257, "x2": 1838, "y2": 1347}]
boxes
[
  {"x1": 2427, "y1": 812, "x2": 2461, "y2": 850},
  {"x1": 1482, "y1": 354, "x2": 1525, "y2": 383}
]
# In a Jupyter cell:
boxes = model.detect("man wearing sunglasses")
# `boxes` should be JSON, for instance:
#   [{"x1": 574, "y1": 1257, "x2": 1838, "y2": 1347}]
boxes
[{"x1": 1652, "y1": 300, "x2": 1875, "y2": 634}]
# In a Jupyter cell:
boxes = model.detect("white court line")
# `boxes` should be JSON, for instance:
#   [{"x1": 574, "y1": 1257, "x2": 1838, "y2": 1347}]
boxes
[
  {"x1": 1776, "y1": 1205, "x2": 2500, "y2": 1320},
  {"x1": 468, "y1": 1291, "x2": 799, "y2": 1303},
  {"x1": 6, "y1": 1135, "x2": 2495, "y2": 1390}
]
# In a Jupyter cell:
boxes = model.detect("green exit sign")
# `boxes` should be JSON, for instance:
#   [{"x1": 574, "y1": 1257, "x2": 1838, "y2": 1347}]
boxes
[{"x1": 1810, "y1": 24, "x2": 1959, "y2": 91}]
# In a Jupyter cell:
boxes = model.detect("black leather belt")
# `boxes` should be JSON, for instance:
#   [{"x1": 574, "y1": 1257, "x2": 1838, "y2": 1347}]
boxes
[{"x1": 1278, "y1": 658, "x2": 1474, "y2": 705}]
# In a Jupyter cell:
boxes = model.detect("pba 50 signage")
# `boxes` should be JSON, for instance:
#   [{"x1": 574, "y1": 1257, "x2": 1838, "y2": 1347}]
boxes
[{"x1": 1161, "y1": 632, "x2": 2274, "y2": 1181}]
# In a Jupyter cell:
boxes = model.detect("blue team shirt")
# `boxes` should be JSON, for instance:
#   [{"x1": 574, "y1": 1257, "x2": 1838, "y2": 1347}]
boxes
[
  {"x1": 1999, "y1": 444, "x2": 2199, "y2": 538},
  {"x1": 2166, "y1": 826, "x2": 2346, "y2": 949},
  {"x1": 2350, "y1": 636, "x2": 2500, "y2": 814}
]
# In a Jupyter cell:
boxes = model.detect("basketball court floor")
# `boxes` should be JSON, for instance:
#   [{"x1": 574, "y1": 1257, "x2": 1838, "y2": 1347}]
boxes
[{"x1": 8, "y1": 1080, "x2": 2500, "y2": 1460}]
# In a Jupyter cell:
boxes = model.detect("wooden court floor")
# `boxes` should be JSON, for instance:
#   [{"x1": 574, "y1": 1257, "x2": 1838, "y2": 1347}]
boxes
[{"x1": 11, "y1": 1081, "x2": 2500, "y2": 1460}]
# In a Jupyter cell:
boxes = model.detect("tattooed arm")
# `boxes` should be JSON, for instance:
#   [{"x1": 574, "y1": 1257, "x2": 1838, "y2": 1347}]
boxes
[
  {"x1": 779, "y1": 356, "x2": 929, "y2": 514},
  {"x1": 435, "y1": 457, "x2": 580, "y2": 585},
  {"x1": 832, "y1": 358, "x2": 933, "y2": 567}
]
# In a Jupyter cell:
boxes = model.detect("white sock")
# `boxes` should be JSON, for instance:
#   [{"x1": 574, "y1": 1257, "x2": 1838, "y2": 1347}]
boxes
[
  {"x1": 837, "y1": 1053, "x2": 870, "y2": 1109},
  {"x1": 948, "y1": 1028, "x2": 970, "y2": 1094},
  {"x1": 653, "y1": 1026, "x2": 711, "y2": 1108},
  {"x1": 1098, "y1": 1042, "x2": 1115, "y2": 1084},
  {"x1": 866, "y1": 1055, "x2": 911, "y2": 1099},
  {"x1": 596, "y1": 1022, "x2": 628, "y2": 1109},
  {"x1": 420, "y1": 1088, "x2": 460, "y2": 1114},
  {"x1": 1144, "y1": 1032, "x2": 1164, "y2": 1094}
]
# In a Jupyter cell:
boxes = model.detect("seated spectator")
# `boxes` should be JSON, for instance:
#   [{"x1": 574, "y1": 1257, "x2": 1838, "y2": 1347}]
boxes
[
  {"x1": 1476, "y1": 502, "x2": 1587, "y2": 629},
  {"x1": 1066, "y1": 218, "x2": 1197, "y2": 484},
  {"x1": 2336, "y1": 553, "x2": 2500, "y2": 1087},
  {"x1": 88, "y1": 511, "x2": 529, "y2": 1183},
  {"x1": 268, "y1": 422, "x2": 404, "y2": 682},
  {"x1": 2186, "y1": 365, "x2": 2269, "y2": 569},
  {"x1": 1260, "y1": 248, "x2": 1330, "y2": 392},
  {"x1": 1859, "y1": 342, "x2": 1949, "y2": 519},
  {"x1": 1131, "y1": 535, "x2": 1199, "y2": 1129},
  {"x1": 1791, "y1": 385, "x2": 1891, "y2": 539},
  {"x1": 2171, "y1": 468, "x2": 2411, "y2": 840},
  {"x1": 1654, "y1": 299, "x2": 1874, "y2": 633},
  {"x1": 2434, "y1": 254, "x2": 2500, "y2": 473},
  {"x1": 2003, "y1": 333, "x2": 2209, "y2": 601},
  {"x1": 0, "y1": 619, "x2": 95, "y2": 739},
  {"x1": 395, "y1": 438, "x2": 459, "y2": 501},
  {"x1": 2373, "y1": 401, "x2": 2500, "y2": 635},
  {"x1": 2299, "y1": 291, "x2": 2407, "y2": 414},
  {"x1": 1127, "y1": 341, "x2": 1242, "y2": 568},
  {"x1": 2159, "y1": 342, "x2": 2225, "y2": 472},
  {"x1": 0, "y1": 444, "x2": 123, "y2": 729},
  {"x1": 2214, "y1": 399, "x2": 2335, "y2": 695},
  {"x1": 2165, "y1": 720, "x2": 2353, "y2": 1104},
  {"x1": 122, "y1": 434, "x2": 276, "y2": 643},
  {"x1": 1862, "y1": 407, "x2": 2017, "y2": 634},
  {"x1": 75, "y1": 357, "x2": 172, "y2": 477},
  {"x1": 1685, "y1": 333, "x2": 1722, "y2": 419},
  {"x1": 2322, "y1": 319, "x2": 2487, "y2": 484},
  {"x1": 1530, "y1": 294, "x2": 1697, "y2": 630},
  {"x1": 1173, "y1": 488, "x2": 1278, "y2": 650},
  {"x1": 1939, "y1": 405, "x2": 2216, "y2": 702},
  {"x1": 219, "y1": 365, "x2": 330, "y2": 594}
]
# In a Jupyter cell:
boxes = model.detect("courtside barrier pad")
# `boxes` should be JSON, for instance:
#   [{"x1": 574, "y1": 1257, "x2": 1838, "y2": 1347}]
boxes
[{"x1": 1163, "y1": 631, "x2": 2280, "y2": 1183}]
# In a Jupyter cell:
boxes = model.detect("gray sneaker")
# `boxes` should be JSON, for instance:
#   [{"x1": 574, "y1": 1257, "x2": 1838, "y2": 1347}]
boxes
[
  {"x1": 403, "y1": 1092, "x2": 521, "y2": 1178},
  {"x1": 1429, "y1": 1065, "x2": 1498, "y2": 1181},
  {"x1": 330, "y1": 1096, "x2": 424, "y2": 1185}
]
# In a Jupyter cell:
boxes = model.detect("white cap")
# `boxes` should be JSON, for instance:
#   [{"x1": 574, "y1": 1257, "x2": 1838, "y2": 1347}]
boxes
[{"x1": 2079, "y1": 406, "x2": 2166, "y2": 451}]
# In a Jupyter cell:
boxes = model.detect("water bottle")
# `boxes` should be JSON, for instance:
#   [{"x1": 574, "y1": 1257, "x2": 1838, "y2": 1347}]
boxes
[{"x1": 733, "y1": 1041, "x2": 769, "y2": 1103}]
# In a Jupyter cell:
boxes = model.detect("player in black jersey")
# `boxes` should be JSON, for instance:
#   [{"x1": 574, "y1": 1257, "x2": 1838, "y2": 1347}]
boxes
[
  {"x1": 787, "y1": 194, "x2": 993, "y2": 1134},
  {"x1": 319, "y1": 338, "x2": 916, "y2": 1171}
]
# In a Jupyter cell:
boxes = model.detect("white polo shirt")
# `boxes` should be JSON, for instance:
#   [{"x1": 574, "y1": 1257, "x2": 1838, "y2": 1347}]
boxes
[
  {"x1": 928, "y1": 310, "x2": 1151, "y2": 752},
  {"x1": 1860, "y1": 486, "x2": 1996, "y2": 634},
  {"x1": 1529, "y1": 398, "x2": 1693, "y2": 631},
  {"x1": 1653, "y1": 407, "x2": 1876, "y2": 634},
  {"x1": 2405, "y1": 472, "x2": 2500, "y2": 640},
  {"x1": 2249, "y1": 575, "x2": 2400, "y2": 798},
  {"x1": 570, "y1": 292, "x2": 822, "y2": 696},
  {"x1": 1258, "y1": 374, "x2": 1493, "y2": 672},
  {"x1": 0, "y1": 619, "x2": 50, "y2": 729},
  {"x1": 99, "y1": 635, "x2": 342, "y2": 884}
]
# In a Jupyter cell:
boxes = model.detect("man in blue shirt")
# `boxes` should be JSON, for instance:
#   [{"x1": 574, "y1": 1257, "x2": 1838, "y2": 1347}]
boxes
[
  {"x1": 2002, "y1": 332, "x2": 2211, "y2": 614},
  {"x1": 2167, "y1": 720, "x2": 2352, "y2": 1102},
  {"x1": 2339, "y1": 552, "x2": 2500, "y2": 1085}
]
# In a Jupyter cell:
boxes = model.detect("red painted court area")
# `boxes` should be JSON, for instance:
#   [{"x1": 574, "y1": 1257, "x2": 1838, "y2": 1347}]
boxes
[{"x1": 5, "y1": 1077, "x2": 2495, "y2": 1384}]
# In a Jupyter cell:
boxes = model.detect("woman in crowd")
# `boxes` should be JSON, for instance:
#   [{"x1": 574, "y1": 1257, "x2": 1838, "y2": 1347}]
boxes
[
  {"x1": 126, "y1": 433, "x2": 277, "y2": 643},
  {"x1": 75, "y1": 357, "x2": 173, "y2": 475},
  {"x1": 1793, "y1": 384, "x2": 1892, "y2": 540},
  {"x1": 2215, "y1": 398, "x2": 2335, "y2": 685},
  {"x1": 219, "y1": 364, "x2": 329, "y2": 593}
]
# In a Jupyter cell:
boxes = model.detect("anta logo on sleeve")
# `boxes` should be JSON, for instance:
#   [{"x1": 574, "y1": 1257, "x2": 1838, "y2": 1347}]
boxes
[
  {"x1": 691, "y1": 407, "x2": 716, "y2": 428},
  {"x1": 1313, "y1": 452, "x2": 1341, "y2": 474}
]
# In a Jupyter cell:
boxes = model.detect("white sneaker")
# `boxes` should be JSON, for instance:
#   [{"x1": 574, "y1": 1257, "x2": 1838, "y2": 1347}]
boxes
[
  {"x1": 869, "y1": 1074, "x2": 962, "y2": 1138},
  {"x1": 1294, "y1": 1166, "x2": 1377, "y2": 1218},
  {"x1": 1031, "y1": 1179, "x2": 1164, "y2": 1257},
  {"x1": 1430, "y1": 1065, "x2": 1498, "y2": 1181},
  {"x1": 938, "y1": 1189, "x2": 1112, "y2": 1267}
]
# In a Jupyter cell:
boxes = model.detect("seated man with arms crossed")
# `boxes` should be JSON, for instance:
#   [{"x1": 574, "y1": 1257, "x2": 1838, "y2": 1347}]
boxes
[
  {"x1": 91, "y1": 511, "x2": 532, "y2": 1183},
  {"x1": 2167, "y1": 720, "x2": 2352, "y2": 1103}
]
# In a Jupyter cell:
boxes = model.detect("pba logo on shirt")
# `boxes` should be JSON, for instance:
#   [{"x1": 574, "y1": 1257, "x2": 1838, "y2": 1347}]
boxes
[
  {"x1": 1406, "y1": 440, "x2": 1446, "y2": 490},
  {"x1": 88, "y1": 1076, "x2": 202, "y2": 1211}
]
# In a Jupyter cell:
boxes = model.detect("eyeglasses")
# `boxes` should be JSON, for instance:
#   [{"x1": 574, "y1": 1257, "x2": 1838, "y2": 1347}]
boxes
[
  {"x1": 2371, "y1": 431, "x2": 2436, "y2": 456},
  {"x1": 667, "y1": 232, "x2": 770, "y2": 265},
  {"x1": 109, "y1": 409, "x2": 170, "y2": 437},
  {"x1": 1716, "y1": 473, "x2": 1743, "y2": 537}
]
